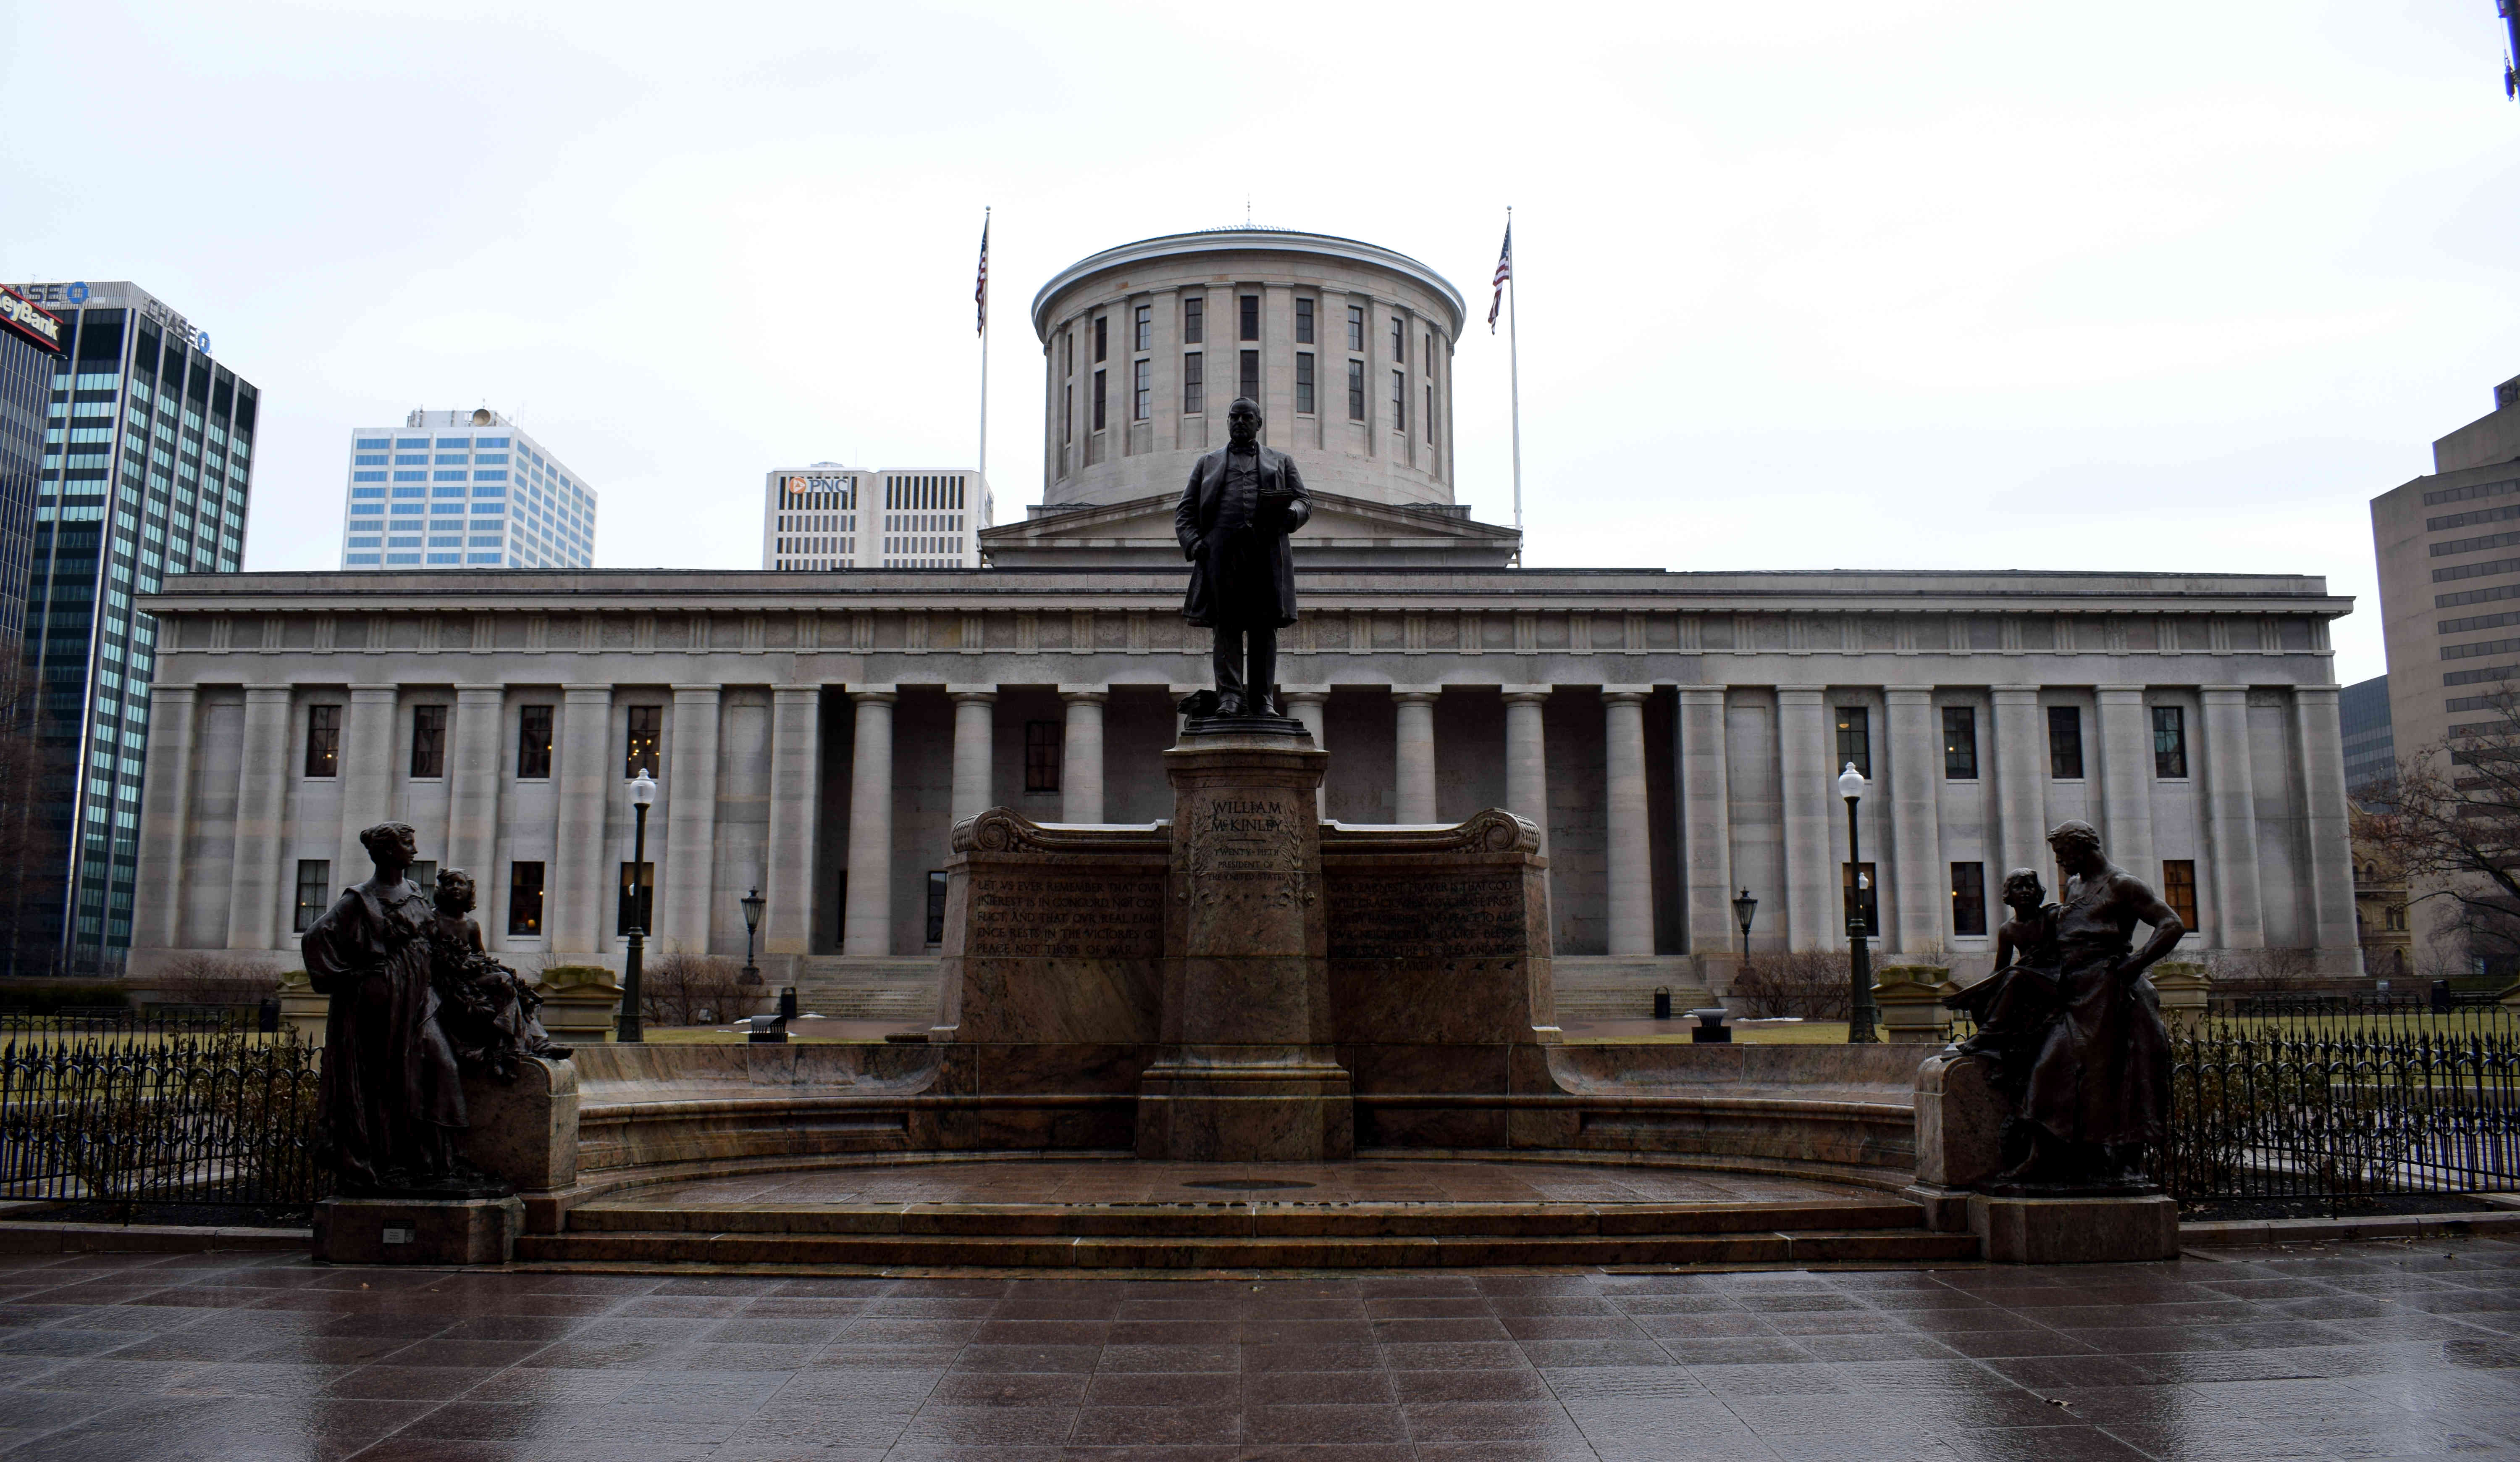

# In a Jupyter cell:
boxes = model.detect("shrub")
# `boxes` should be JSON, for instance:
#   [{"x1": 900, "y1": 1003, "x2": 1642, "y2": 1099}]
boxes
[
  {"x1": 638, "y1": 950, "x2": 766, "y2": 1027},
  {"x1": 1728, "y1": 950, "x2": 1854, "y2": 1020},
  {"x1": 147, "y1": 951, "x2": 276, "y2": 1008}
]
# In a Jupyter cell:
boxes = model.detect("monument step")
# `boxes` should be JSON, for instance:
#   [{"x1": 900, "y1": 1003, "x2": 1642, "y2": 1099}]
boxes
[
  {"x1": 562, "y1": 1196, "x2": 1926, "y2": 1238},
  {"x1": 514, "y1": 1224, "x2": 1977, "y2": 1270}
]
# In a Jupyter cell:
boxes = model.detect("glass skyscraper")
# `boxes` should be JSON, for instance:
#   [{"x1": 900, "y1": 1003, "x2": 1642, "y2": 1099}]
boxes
[
  {"x1": 337, "y1": 408, "x2": 595, "y2": 569},
  {"x1": 5, "y1": 281, "x2": 254, "y2": 976},
  {"x1": 0, "y1": 286, "x2": 60, "y2": 655}
]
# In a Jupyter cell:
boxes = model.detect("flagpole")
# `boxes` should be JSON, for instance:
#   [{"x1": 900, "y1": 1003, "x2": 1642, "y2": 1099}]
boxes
[
  {"x1": 977, "y1": 207, "x2": 990, "y2": 481},
  {"x1": 1507, "y1": 207, "x2": 1522, "y2": 556}
]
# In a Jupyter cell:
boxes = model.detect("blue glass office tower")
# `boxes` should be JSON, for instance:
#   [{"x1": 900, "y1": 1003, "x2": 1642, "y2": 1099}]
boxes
[
  {"x1": 0, "y1": 287, "x2": 59, "y2": 657},
  {"x1": 5, "y1": 281, "x2": 254, "y2": 977}
]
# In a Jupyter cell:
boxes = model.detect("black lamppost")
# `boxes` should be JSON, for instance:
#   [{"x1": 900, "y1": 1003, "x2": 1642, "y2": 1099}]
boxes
[
  {"x1": 1839, "y1": 760, "x2": 1878, "y2": 1044},
  {"x1": 617, "y1": 767, "x2": 656, "y2": 1044},
  {"x1": 740, "y1": 886, "x2": 766, "y2": 986},
  {"x1": 1732, "y1": 888, "x2": 1758, "y2": 954}
]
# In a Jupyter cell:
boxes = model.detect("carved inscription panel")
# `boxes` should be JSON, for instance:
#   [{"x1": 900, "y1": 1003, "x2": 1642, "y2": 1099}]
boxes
[
  {"x1": 1328, "y1": 870, "x2": 1531, "y2": 962},
  {"x1": 966, "y1": 873, "x2": 1164, "y2": 960},
  {"x1": 1180, "y1": 792, "x2": 1312, "y2": 908}
]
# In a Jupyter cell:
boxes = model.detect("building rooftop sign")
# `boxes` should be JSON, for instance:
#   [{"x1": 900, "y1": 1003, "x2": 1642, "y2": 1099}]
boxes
[{"x1": 0, "y1": 284, "x2": 65, "y2": 355}]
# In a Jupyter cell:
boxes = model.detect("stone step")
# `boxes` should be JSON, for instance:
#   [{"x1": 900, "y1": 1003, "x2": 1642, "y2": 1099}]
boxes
[
  {"x1": 516, "y1": 1225, "x2": 1976, "y2": 1270},
  {"x1": 790, "y1": 958, "x2": 942, "y2": 1021},
  {"x1": 563, "y1": 1196, "x2": 1925, "y2": 1238}
]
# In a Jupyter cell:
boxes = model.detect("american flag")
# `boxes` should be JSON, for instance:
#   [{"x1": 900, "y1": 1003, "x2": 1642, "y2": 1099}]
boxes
[
  {"x1": 1488, "y1": 220, "x2": 1512, "y2": 333},
  {"x1": 975, "y1": 213, "x2": 990, "y2": 335}
]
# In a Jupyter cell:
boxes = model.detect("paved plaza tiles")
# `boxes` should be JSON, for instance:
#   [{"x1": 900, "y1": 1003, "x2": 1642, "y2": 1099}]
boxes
[{"x1": 10, "y1": 1241, "x2": 2520, "y2": 1460}]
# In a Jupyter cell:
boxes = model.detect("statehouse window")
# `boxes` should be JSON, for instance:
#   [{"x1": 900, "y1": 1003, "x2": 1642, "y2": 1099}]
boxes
[
  {"x1": 1092, "y1": 370, "x2": 1107, "y2": 432},
  {"x1": 410, "y1": 704, "x2": 446, "y2": 778},
  {"x1": 1346, "y1": 304, "x2": 1365, "y2": 351},
  {"x1": 1295, "y1": 297, "x2": 1315, "y2": 344},
  {"x1": 1835, "y1": 707, "x2": 1870, "y2": 778},
  {"x1": 1182, "y1": 352, "x2": 1204, "y2": 415},
  {"x1": 410, "y1": 861, "x2": 437, "y2": 894},
  {"x1": 1391, "y1": 371, "x2": 1406, "y2": 432},
  {"x1": 1093, "y1": 315, "x2": 1107, "y2": 363},
  {"x1": 508, "y1": 862, "x2": 544, "y2": 936},
  {"x1": 2153, "y1": 706, "x2": 2188, "y2": 778},
  {"x1": 1239, "y1": 294, "x2": 1259, "y2": 342},
  {"x1": 304, "y1": 705, "x2": 340, "y2": 778},
  {"x1": 1950, "y1": 862, "x2": 1987, "y2": 937},
  {"x1": 1133, "y1": 359, "x2": 1150, "y2": 421},
  {"x1": 2161, "y1": 860, "x2": 2198, "y2": 929},
  {"x1": 1295, "y1": 353, "x2": 1315, "y2": 415},
  {"x1": 926, "y1": 870, "x2": 949, "y2": 947},
  {"x1": 1025, "y1": 720, "x2": 1062, "y2": 794},
  {"x1": 1239, "y1": 350, "x2": 1259, "y2": 404},
  {"x1": 617, "y1": 861, "x2": 654, "y2": 937},
  {"x1": 517, "y1": 705, "x2": 554, "y2": 779},
  {"x1": 624, "y1": 705, "x2": 661, "y2": 778},
  {"x1": 1132, "y1": 303, "x2": 1150, "y2": 352},
  {"x1": 1347, "y1": 359, "x2": 1366, "y2": 421},
  {"x1": 1942, "y1": 706, "x2": 1978, "y2": 780},
  {"x1": 293, "y1": 860, "x2": 330, "y2": 934},
  {"x1": 1062, "y1": 385, "x2": 1072, "y2": 445},
  {"x1": 1182, "y1": 296, "x2": 1203, "y2": 344},
  {"x1": 1842, "y1": 862, "x2": 1878, "y2": 937},
  {"x1": 2048, "y1": 706, "x2": 2084, "y2": 779}
]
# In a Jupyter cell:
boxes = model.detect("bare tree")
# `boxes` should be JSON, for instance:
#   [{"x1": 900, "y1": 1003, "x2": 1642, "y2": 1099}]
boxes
[
  {"x1": 1729, "y1": 950, "x2": 1854, "y2": 1020},
  {"x1": 2364, "y1": 683, "x2": 2520, "y2": 981},
  {"x1": 638, "y1": 950, "x2": 766, "y2": 1028}
]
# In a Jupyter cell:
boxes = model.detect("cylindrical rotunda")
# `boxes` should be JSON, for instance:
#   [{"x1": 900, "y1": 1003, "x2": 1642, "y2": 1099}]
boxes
[{"x1": 1030, "y1": 228, "x2": 1466, "y2": 512}]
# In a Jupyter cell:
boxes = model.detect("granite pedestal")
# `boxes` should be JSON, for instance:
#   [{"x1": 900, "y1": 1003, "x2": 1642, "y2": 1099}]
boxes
[
  {"x1": 313, "y1": 1194, "x2": 523, "y2": 1265},
  {"x1": 1910, "y1": 1049, "x2": 2182, "y2": 1261},
  {"x1": 1970, "y1": 1191, "x2": 2182, "y2": 1263},
  {"x1": 1137, "y1": 724, "x2": 1353, "y2": 1161}
]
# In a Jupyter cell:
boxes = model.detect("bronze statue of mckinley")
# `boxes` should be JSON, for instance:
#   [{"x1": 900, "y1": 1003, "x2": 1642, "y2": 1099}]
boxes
[{"x1": 1176, "y1": 395, "x2": 1311, "y2": 719}]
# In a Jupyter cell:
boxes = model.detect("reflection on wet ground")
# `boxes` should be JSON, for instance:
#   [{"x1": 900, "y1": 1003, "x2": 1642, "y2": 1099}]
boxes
[{"x1": 7, "y1": 1238, "x2": 2520, "y2": 1459}]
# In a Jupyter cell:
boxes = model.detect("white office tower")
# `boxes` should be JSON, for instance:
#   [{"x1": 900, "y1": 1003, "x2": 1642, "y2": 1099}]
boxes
[
  {"x1": 763, "y1": 463, "x2": 990, "y2": 569},
  {"x1": 339, "y1": 408, "x2": 597, "y2": 569}
]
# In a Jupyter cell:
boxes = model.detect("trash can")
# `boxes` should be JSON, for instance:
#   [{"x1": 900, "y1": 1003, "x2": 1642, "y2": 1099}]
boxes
[{"x1": 1653, "y1": 986, "x2": 1672, "y2": 1020}]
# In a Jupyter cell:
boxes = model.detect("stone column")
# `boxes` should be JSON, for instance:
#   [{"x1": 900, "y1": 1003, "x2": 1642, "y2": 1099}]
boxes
[
  {"x1": 2095, "y1": 686, "x2": 2156, "y2": 894},
  {"x1": 1883, "y1": 688, "x2": 1941, "y2": 954},
  {"x1": 1281, "y1": 687, "x2": 1330, "y2": 816},
  {"x1": 444, "y1": 687, "x2": 505, "y2": 923},
  {"x1": 768, "y1": 684, "x2": 826, "y2": 956},
  {"x1": 1676, "y1": 687, "x2": 1733, "y2": 957},
  {"x1": 1990, "y1": 687, "x2": 2046, "y2": 886},
  {"x1": 2294, "y1": 685, "x2": 2362, "y2": 962},
  {"x1": 1775, "y1": 689, "x2": 1832, "y2": 950},
  {"x1": 1603, "y1": 687, "x2": 1655, "y2": 958},
  {"x1": 136, "y1": 684, "x2": 197, "y2": 952},
  {"x1": 949, "y1": 687, "x2": 997, "y2": 827},
  {"x1": 1393, "y1": 689, "x2": 1439, "y2": 823},
  {"x1": 548, "y1": 685, "x2": 614, "y2": 957},
  {"x1": 841, "y1": 687, "x2": 894, "y2": 956},
  {"x1": 2199, "y1": 686, "x2": 2265, "y2": 949},
  {"x1": 334, "y1": 685, "x2": 400, "y2": 891},
  {"x1": 1059, "y1": 686, "x2": 1106, "y2": 823},
  {"x1": 1137, "y1": 727, "x2": 1350, "y2": 1160},
  {"x1": 662, "y1": 685, "x2": 722, "y2": 955},
  {"x1": 226, "y1": 686, "x2": 292, "y2": 950},
  {"x1": 1503, "y1": 688, "x2": 1550, "y2": 851}
]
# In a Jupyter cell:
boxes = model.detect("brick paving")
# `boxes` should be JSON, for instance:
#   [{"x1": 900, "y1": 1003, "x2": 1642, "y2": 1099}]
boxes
[{"x1": 7, "y1": 1240, "x2": 2520, "y2": 1459}]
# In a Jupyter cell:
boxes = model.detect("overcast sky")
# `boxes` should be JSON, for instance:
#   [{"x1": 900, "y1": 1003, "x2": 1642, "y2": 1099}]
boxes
[{"x1": 5, "y1": 0, "x2": 2514, "y2": 684}]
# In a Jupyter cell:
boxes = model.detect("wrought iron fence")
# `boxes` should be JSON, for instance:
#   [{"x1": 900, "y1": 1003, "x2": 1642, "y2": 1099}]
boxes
[
  {"x1": 2162, "y1": 1018, "x2": 2520, "y2": 1204},
  {"x1": 0, "y1": 1014, "x2": 324, "y2": 1221}
]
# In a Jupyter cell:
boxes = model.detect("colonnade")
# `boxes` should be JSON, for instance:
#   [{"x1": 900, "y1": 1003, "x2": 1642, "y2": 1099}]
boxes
[{"x1": 134, "y1": 674, "x2": 2357, "y2": 970}]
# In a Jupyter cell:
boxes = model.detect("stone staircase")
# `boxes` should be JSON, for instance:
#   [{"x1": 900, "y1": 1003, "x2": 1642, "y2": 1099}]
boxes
[
  {"x1": 1549, "y1": 957, "x2": 1716, "y2": 1021},
  {"x1": 515, "y1": 1191, "x2": 1975, "y2": 1270},
  {"x1": 789, "y1": 957, "x2": 942, "y2": 1023}
]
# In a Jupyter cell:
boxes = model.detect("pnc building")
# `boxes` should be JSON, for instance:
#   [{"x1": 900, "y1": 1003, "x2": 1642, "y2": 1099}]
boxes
[{"x1": 123, "y1": 229, "x2": 2362, "y2": 1012}]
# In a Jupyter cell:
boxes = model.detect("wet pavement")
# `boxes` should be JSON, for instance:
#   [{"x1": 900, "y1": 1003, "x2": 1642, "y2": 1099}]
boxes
[{"x1": 8, "y1": 1239, "x2": 2520, "y2": 1460}]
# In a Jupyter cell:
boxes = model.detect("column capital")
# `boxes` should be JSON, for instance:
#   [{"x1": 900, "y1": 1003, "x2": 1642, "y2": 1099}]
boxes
[
  {"x1": 1057, "y1": 685, "x2": 1109, "y2": 703},
  {"x1": 348, "y1": 684, "x2": 401, "y2": 697},
  {"x1": 2095, "y1": 684, "x2": 2148, "y2": 699},
  {"x1": 2293, "y1": 684, "x2": 2341, "y2": 702},
  {"x1": 454, "y1": 684, "x2": 507, "y2": 698},
  {"x1": 562, "y1": 684, "x2": 613, "y2": 697},
  {"x1": 1990, "y1": 685, "x2": 2041, "y2": 700},
  {"x1": 243, "y1": 684, "x2": 293, "y2": 700},
  {"x1": 1882, "y1": 686, "x2": 1933, "y2": 705},
  {"x1": 150, "y1": 683, "x2": 199, "y2": 702},
  {"x1": 2198, "y1": 684, "x2": 2252, "y2": 701},
  {"x1": 1279, "y1": 688, "x2": 1330, "y2": 706},
  {"x1": 670, "y1": 683, "x2": 725, "y2": 697},
  {"x1": 947, "y1": 684, "x2": 999, "y2": 702},
  {"x1": 1601, "y1": 686, "x2": 1652, "y2": 705},
  {"x1": 1391, "y1": 689, "x2": 1442, "y2": 705},
  {"x1": 1776, "y1": 686, "x2": 1824, "y2": 705},
  {"x1": 847, "y1": 685, "x2": 898, "y2": 705},
  {"x1": 1501, "y1": 685, "x2": 1551, "y2": 704}
]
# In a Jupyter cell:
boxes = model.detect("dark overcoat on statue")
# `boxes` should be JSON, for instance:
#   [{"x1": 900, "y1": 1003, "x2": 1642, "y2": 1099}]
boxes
[{"x1": 1173, "y1": 444, "x2": 1311, "y2": 629}]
